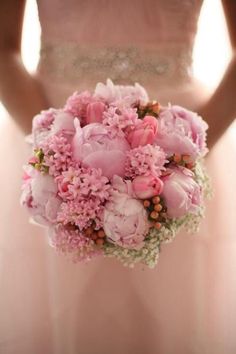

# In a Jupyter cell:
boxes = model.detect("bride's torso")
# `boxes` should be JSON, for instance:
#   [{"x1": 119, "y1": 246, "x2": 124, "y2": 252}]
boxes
[
  {"x1": 31, "y1": 2, "x2": 221, "y2": 351},
  {"x1": 36, "y1": 0, "x2": 213, "y2": 110}
]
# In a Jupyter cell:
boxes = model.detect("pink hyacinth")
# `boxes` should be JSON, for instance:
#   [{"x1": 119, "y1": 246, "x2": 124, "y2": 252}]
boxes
[
  {"x1": 40, "y1": 133, "x2": 72, "y2": 176},
  {"x1": 49, "y1": 225, "x2": 103, "y2": 262},
  {"x1": 125, "y1": 144, "x2": 167, "y2": 178},
  {"x1": 102, "y1": 106, "x2": 140, "y2": 134},
  {"x1": 56, "y1": 165, "x2": 110, "y2": 202},
  {"x1": 57, "y1": 198, "x2": 105, "y2": 231}
]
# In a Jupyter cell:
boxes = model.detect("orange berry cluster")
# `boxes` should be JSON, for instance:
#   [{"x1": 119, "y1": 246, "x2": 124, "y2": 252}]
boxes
[
  {"x1": 84, "y1": 226, "x2": 106, "y2": 246},
  {"x1": 171, "y1": 153, "x2": 195, "y2": 170},
  {"x1": 136, "y1": 100, "x2": 161, "y2": 119},
  {"x1": 143, "y1": 195, "x2": 167, "y2": 230}
]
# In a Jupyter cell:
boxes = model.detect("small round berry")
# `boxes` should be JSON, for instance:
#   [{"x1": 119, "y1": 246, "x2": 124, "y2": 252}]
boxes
[
  {"x1": 91, "y1": 233, "x2": 98, "y2": 241},
  {"x1": 152, "y1": 196, "x2": 160, "y2": 204},
  {"x1": 96, "y1": 239, "x2": 104, "y2": 246},
  {"x1": 97, "y1": 229, "x2": 106, "y2": 238},
  {"x1": 154, "y1": 222, "x2": 162, "y2": 230},
  {"x1": 143, "y1": 200, "x2": 151, "y2": 208},
  {"x1": 85, "y1": 226, "x2": 93, "y2": 236},
  {"x1": 186, "y1": 162, "x2": 194, "y2": 169},
  {"x1": 150, "y1": 211, "x2": 159, "y2": 219},
  {"x1": 154, "y1": 204, "x2": 163, "y2": 212},
  {"x1": 173, "y1": 154, "x2": 182, "y2": 163},
  {"x1": 182, "y1": 155, "x2": 191, "y2": 163}
]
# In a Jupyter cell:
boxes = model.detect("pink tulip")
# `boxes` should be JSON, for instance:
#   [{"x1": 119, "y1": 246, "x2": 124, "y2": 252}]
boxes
[
  {"x1": 127, "y1": 115, "x2": 158, "y2": 148},
  {"x1": 161, "y1": 167, "x2": 201, "y2": 218},
  {"x1": 132, "y1": 174, "x2": 163, "y2": 199},
  {"x1": 86, "y1": 101, "x2": 106, "y2": 124}
]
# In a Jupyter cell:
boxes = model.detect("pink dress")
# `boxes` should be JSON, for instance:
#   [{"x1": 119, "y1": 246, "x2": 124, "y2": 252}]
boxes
[{"x1": 1, "y1": 1, "x2": 236, "y2": 353}]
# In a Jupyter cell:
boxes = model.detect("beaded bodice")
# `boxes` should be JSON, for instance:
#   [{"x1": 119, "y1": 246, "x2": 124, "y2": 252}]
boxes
[{"x1": 38, "y1": 42, "x2": 194, "y2": 87}]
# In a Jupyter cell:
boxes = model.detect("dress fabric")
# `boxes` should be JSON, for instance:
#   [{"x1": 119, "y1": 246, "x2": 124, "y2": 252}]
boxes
[{"x1": 0, "y1": 1, "x2": 236, "y2": 353}]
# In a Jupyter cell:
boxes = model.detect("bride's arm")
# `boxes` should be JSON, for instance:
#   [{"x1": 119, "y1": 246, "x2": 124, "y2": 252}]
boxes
[
  {"x1": 198, "y1": 0, "x2": 236, "y2": 149},
  {"x1": 0, "y1": 0, "x2": 49, "y2": 134}
]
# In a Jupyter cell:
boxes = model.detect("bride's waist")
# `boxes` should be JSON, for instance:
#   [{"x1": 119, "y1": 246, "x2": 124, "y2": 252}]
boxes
[
  {"x1": 36, "y1": 40, "x2": 212, "y2": 108},
  {"x1": 37, "y1": 40, "x2": 194, "y2": 87}
]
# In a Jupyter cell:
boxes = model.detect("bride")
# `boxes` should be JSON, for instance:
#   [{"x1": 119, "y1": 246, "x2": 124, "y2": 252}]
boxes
[{"x1": 0, "y1": 1, "x2": 236, "y2": 353}]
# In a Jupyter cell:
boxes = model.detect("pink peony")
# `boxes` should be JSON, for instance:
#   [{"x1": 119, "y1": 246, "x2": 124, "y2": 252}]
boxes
[
  {"x1": 94, "y1": 78, "x2": 149, "y2": 106},
  {"x1": 72, "y1": 119, "x2": 130, "y2": 179},
  {"x1": 32, "y1": 108, "x2": 55, "y2": 131},
  {"x1": 86, "y1": 101, "x2": 106, "y2": 124},
  {"x1": 132, "y1": 174, "x2": 163, "y2": 199},
  {"x1": 126, "y1": 115, "x2": 158, "y2": 148},
  {"x1": 21, "y1": 166, "x2": 62, "y2": 225},
  {"x1": 32, "y1": 109, "x2": 75, "y2": 147},
  {"x1": 103, "y1": 176, "x2": 149, "y2": 250},
  {"x1": 51, "y1": 111, "x2": 75, "y2": 134},
  {"x1": 161, "y1": 167, "x2": 202, "y2": 218},
  {"x1": 154, "y1": 105, "x2": 208, "y2": 160}
]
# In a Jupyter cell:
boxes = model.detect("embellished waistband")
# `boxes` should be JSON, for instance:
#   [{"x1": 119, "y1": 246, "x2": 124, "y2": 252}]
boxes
[{"x1": 37, "y1": 41, "x2": 194, "y2": 86}]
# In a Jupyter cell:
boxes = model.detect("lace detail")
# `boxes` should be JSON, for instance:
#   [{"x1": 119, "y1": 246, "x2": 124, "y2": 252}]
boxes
[{"x1": 38, "y1": 42, "x2": 193, "y2": 86}]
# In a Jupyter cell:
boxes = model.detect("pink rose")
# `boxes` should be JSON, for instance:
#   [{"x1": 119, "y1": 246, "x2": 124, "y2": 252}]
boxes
[
  {"x1": 155, "y1": 105, "x2": 208, "y2": 160},
  {"x1": 127, "y1": 115, "x2": 158, "y2": 148},
  {"x1": 32, "y1": 109, "x2": 75, "y2": 146},
  {"x1": 103, "y1": 176, "x2": 149, "y2": 250},
  {"x1": 132, "y1": 174, "x2": 163, "y2": 199},
  {"x1": 21, "y1": 166, "x2": 61, "y2": 225},
  {"x1": 161, "y1": 167, "x2": 202, "y2": 218},
  {"x1": 72, "y1": 119, "x2": 130, "y2": 179},
  {"x1": 86, "y1": 101, "x2": 106, "y2": 124}
]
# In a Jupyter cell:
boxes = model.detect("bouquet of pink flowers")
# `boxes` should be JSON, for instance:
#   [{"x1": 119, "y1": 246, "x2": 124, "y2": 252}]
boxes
[{"x1": 21, "y1": 79, "x2": 210, "y2": 267}]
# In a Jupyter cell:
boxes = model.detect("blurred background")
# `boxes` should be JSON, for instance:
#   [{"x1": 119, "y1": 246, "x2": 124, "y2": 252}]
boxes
[{"x1": 0, "y1": 0, "x2": 235, "y2": 135}]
